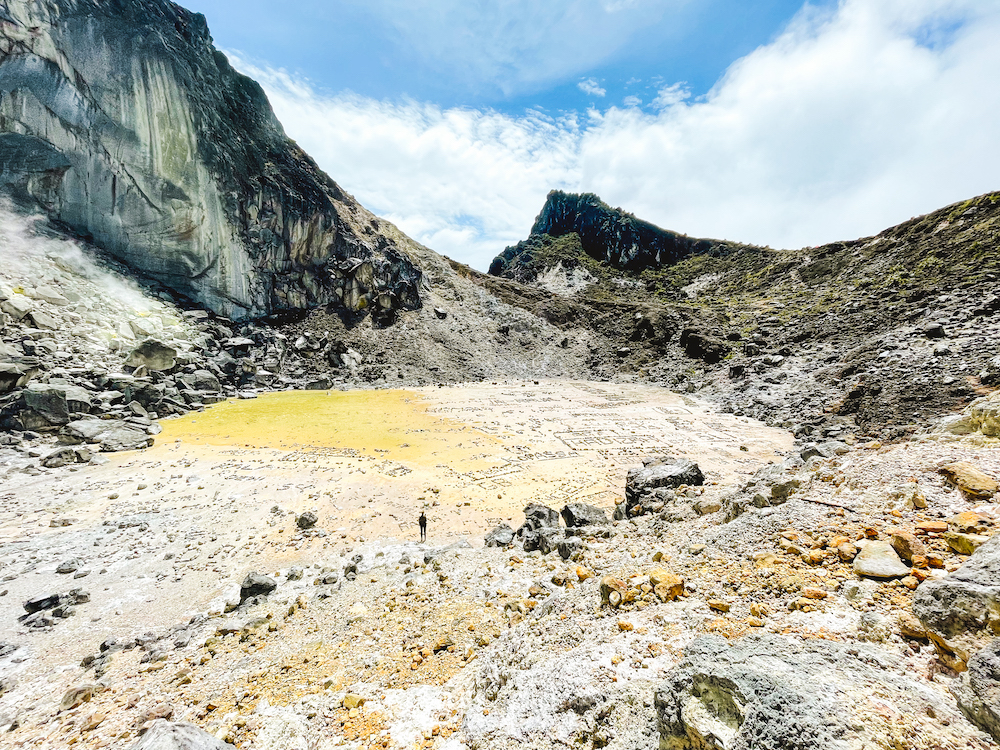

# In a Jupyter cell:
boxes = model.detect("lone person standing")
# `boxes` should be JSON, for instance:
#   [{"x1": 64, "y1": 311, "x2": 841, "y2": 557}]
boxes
[{"x1": 418, "y1": 511, "x2": 427, "y2": 542}]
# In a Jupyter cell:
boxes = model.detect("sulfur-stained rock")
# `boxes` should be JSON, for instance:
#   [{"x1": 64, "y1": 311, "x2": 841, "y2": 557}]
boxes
[
  {"x1": 649, "y1": 569, "x2": 684, "y2": 602},
  {"x1": 939, "y1": 462, "x2": 999, "y2": 500},
  {"x1": 891, "y1": 530, "x2": 927, "y2": 563},
  {"x1": 898, "y1": 612, "x2": 928, "y2": 640},
  {"x1": 917, "y1": 520, "x2": 949, "y2": 534},
  {"x1": 60, "y1": 684, "x2": 98, "y2": 711},
  {"x1": 949, "y1": 511, "x2": 992, "y2": 535},
  {"x1": 946, "y1": 532, "x2": 990, "y2": 556}
]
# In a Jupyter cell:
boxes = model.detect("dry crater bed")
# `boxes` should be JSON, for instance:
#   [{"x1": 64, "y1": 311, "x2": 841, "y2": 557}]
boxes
[{"x1": 0, "y1": 380, "x2": 997, "y2": 750}]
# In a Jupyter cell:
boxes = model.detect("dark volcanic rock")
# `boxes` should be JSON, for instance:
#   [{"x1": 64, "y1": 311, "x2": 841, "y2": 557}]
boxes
[
  {"x1": 296, "y1": 512, "x2": 318, "y2": 529},
  {"x1": 490, "y1": 191, "x2": 752, "y2": 276},
  {"x1": 679, "y1": 328, "x2": 729, "y2": 364},
  {"x1": 560, "y1": 503, "x2": 609, "y2": 527},
  {"x1": 626, "y1": 457, "x2": 704, "y2": 505},
  {"x1": 518, "y1": 503, "x2": 560, "y2": 534},
  {"x1": 522, "y1": 528, "x2": 561, "y2": 554},
  {"x1": 0, "y1": 0, "x2": 422, "y2": 321},
  {"x1": 239, "y1": 572, "x2": 276, "y2": 601}
]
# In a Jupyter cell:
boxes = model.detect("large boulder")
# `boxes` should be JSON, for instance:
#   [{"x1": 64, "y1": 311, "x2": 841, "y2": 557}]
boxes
[
  {"x1": 939, "y1": 461, "x2": 999, "y2": 500},
  {"x1": 517, "y1": 503, "x2": 560, "y2": 535},
  {"x1": 484, "y1": 524, "x2": 515, "y2": 548},
  {"x1": 0, "y1": 292, "x2": 32, "y2": 321},
  {"x1": 127, "y1": 720, "x2": 235, "y2": 749},
  {"x1": 625, "y1": 457, "x2": 704, "y2": 517},
  {"x1": 954, "y1": 639, "x2": 1000, "y2": 742},
  {"x1": 656, "y1": 633, "x2": 956, "y2": 750},
  {"x1": 0, "y1": 362, "x2": 34, "y2": 394},
  {"x1": 127, "y1": 339, "x2": 178, "y2": 372},
  {"x1": 679, "y1": 328, "x2": 729, "y2": 364},
  {"x1": 178, "y1": 369, "x2": 222, "y2": 393},
  {"x1": 522, "y1": 528, "x2": 561, "y2": 554},
  {"x1": 626, "y1": 457, "x2": 704, "y2": 503},
  {"x1": 560, "y1": 503, "x2": 609, "y2": 527},
  {"x1": 97, "y1": 425, "x2": 155, "y2": 452},
  {"x1": 914, "y1": 534, "x2": 1000, "y2": 670},
  {"x1": 61, "y1": 419, "x2": 154, "y2": 452},
  {"x1": 853, "y1": 541, "x2": 910, "y2": 579},
  {"x1": 21, "y1": 383, "x2": 70, "y2": 426},
  {"x1": 240, "y1": 572, "x2": 277, "y2": 601}
]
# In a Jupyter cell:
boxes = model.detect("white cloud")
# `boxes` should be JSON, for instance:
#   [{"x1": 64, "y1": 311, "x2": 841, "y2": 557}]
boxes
[
  {"x1": 582, "y1": 0, "x2": 1000, "y2": 248},
  {"x1": 232, "y1": 0, "x2": 1000, "y2": 270},
  {"x1": 340, "y1": 0, "x2": 676, "y2": 96},
  {"x1": 578, "y1": 78, "x2": 607, "y2": 97},
  {"x1": 623, "y1": 95, "x2": 643, "y2": 107},
  {"x1": 651, "y1": 82, "x2": 690, "y2": 109},
  {"x1": 234, "y1": 59, "x2": 581, "y2": 266}
]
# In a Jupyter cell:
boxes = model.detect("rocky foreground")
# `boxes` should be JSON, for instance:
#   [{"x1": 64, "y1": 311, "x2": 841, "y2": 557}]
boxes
[{"x1": 0, "y1": 378, "x2": 998, "y2": 749}]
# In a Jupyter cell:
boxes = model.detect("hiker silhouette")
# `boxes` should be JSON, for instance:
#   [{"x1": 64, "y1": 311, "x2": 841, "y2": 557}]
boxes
[{"x1": 418, "y1": 511, "x2": 427, "y2": 542}]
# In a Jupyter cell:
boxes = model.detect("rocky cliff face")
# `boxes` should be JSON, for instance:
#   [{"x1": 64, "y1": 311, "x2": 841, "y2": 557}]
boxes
[
  {"x1": 490, "y1": 190, "x2": 753, "y2": 278},
  {"x1": 0, "y1": 0, "x2": 422, "y2": 320}
]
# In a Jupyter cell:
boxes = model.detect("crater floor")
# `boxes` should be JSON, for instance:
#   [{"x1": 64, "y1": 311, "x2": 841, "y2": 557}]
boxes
[{"x1": 0, "y1": 380, "x2": 792, "y2": 747}]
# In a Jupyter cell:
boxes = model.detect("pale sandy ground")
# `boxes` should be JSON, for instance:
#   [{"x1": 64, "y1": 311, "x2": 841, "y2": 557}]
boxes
[{"x1": 0, "y1": 380, "x2": 792, "y2": 744}]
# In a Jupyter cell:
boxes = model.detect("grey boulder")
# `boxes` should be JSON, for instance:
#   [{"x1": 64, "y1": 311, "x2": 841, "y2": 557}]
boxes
[
  {"x1": 484, "y1": 524, "x2": 515, "y2": 548},
  {"x1": 560, "y1": 502, "x2": 609, "y2": 527},
  {"x1": 127, "y1": 339, "x2": 178, "y2": 372},
  {"x1": 657, "y1": 634, "x2": 875, "y2": 750},
  {"x1": 914, "y1": 533, "x2": 1000, "y2": 668},
  {"x1": 240, "y1": 573, "x2": 277, "y2": 601},
  {"x1": 518, "y1": 503, "x2": 560, "y2": 535},
  {"x1": 127, "y1": 720, "x2": 235, "y2": 749},
  {"x1": 625, "y1": 457, "x2": 704, "y2": 512},
  {"x1": 954, "y1": 639, "x2": 1000, "y2": 743},
  {"x1": 853, "y1": 541, "x2": 910, "y2": 579}
]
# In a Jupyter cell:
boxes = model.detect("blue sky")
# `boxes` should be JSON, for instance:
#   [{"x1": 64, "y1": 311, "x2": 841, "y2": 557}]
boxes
[
  {"x1": 184, "y1": 0, "x2": 1000, "y2": 269},
  {"x1": 186, "y1": 0, "x2": 823, "y2": 113}
]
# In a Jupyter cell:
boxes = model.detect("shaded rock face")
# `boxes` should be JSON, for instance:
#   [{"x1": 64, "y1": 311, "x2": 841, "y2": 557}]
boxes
[
  {"x1": 913, "y1": 533, "x2": 1000, "y2": 669},
  {"x1": 490, "y1": 190, "x2": 751, "y2": 277},
  {"x1": 653, "y1": 633, "x2": 962, "y2": 750},
  {"x1": 0, "y1": 0, "x2": 422, "y2": 320},
  {"x1": 656, "y1": 635, "x2": 853, "y2": 750},
  {"x1": 955, "y1": 639, "x2": 1000, "y2": 742}
]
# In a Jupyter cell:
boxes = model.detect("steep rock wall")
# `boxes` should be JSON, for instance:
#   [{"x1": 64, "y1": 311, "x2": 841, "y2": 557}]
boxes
[{"x1": 0, "y1": 0, "x2": 422, "y2": 320}]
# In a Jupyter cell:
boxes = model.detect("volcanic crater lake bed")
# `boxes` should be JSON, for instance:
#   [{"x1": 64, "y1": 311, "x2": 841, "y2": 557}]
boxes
[{"x1": 0, "y1": 380, "x2": 793, "y2": 731}]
